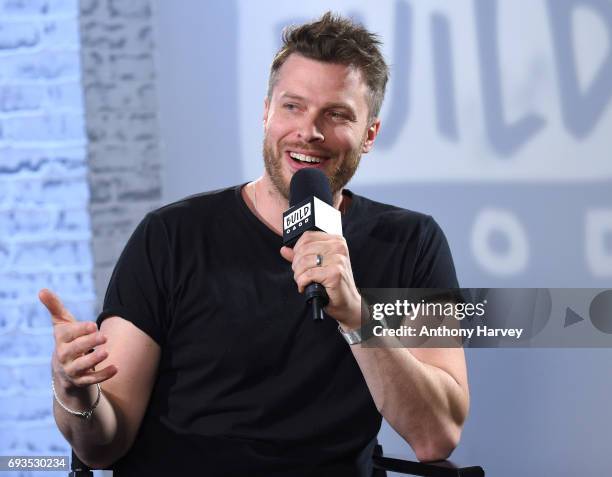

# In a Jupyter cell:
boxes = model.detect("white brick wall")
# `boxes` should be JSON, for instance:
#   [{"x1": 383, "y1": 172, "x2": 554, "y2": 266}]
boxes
[
  {"x1": 0, "y1": 0, "x2": 94, "y2": 473},
  {"x1": 81, "y1": 0, "x2": 162, "y2": 309},
  {"x1": 0, "y1": 0, "x2": 160, "y2": 474}
]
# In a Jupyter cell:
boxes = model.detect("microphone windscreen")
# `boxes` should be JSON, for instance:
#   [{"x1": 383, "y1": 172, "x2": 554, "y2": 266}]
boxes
[{"x1": 289, "y1": 169, "x2": 333, "y2": 207}]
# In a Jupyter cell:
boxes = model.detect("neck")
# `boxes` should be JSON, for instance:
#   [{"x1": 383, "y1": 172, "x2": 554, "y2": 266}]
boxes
[{"x1": 245, "y1": 175, "x2": 345, "y2": 236}]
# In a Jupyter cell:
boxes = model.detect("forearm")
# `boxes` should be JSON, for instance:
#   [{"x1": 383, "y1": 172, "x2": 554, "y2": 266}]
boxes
[
  {"x1": 350, "y1": 343, "x2": 468, "y2": 461},
  {"x1": 52, "y1": 372, "x2": 125, "y2": 468}
]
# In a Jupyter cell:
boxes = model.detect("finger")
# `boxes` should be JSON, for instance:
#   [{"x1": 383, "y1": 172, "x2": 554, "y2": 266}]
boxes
[
  {"x1": 60, "y1": 331, "x2": 107, "y2": 363},
  {"x1": 280, "y1": 246, "x2": 294, "y2": 263},
  {"x1": 295, "y1": 266, "x2": 330, "y2": 294},
  {"x1": 294, "y1": 231, "x2": 343, "y2": 249},
  {"x1": 292, "y1": 252, "x2": 336, "y2": 276},
  {"x1": 292, "y1": 231, "x2": 326, "y2": 251},
  {"x1": 54, "y1": 321, "x2": 98, "y2": 346},
  {"x1": 65, "y1": 348, "x2": 110, "y2": 378},
  {"x1": 294, "y1": 238, "x2": 346, "y2": 258},
  {"x1": 71, "y1": 365, "x2": 118, "y2": 388},
  {"x1": 39, "y1": 289, "x2": 76, "y2": 325},
  {"x1": 295, "y1": 231, "x2": 329, "y2": 245}
]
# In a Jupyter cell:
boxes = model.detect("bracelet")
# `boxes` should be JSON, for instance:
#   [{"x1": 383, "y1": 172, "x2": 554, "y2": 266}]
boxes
[{"x1": 52, "y1": 378, "x2": 101, "y2": 421}]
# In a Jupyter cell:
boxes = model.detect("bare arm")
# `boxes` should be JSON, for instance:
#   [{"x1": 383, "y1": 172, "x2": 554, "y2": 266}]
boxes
[
  {"x1": 281, "y1": 233, "x2": 470, "y2": 462},
  {"x1": 42, "y1": 289, "x2": 161, "y2": 469},
  {"x1": 349, "y1": 343, "x2": 469, "y2": 462}
]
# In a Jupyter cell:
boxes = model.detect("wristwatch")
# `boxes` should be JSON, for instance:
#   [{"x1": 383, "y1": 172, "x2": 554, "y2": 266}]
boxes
[
  {"x1": 338, "y1": 317, "x2": 389, "y2": 345},
  {"x1": 338, "y1": 324, "x2": 363, "y2": 345}
]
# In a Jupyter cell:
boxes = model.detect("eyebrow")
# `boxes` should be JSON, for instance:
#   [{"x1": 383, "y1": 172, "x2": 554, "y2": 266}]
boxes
[{"x1": 279, "y1": 93, "x2": 357, "y2": 116}]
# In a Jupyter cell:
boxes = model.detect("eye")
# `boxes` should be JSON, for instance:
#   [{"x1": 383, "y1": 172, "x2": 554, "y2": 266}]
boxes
[
  {"x1": 328, "y1": 110, "x2": 351, "y2": 121},
  {"x1": 283, "y1": 103, "x2": 299, "y2": 111}
]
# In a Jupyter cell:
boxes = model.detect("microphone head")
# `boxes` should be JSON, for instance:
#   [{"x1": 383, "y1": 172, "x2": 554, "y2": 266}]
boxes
[{"x1": 289, "y1": 168, "x2": 333, "y2": 207}]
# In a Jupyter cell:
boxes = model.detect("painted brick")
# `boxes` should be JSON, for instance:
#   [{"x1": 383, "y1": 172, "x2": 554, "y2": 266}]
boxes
[
  {"x1": 80, "y1": 17, "x2": 153, "y2": 53},
  {"x1": 0, "y1": 272, "x2": 93, "y2": 302},
  {"x1": 10, "y1": 363, "x2": 50, "y2": 392},
  {"x1": 40, "y1": 18, "x2": 81, "y2": 49},
  {"x1": 0, "y1": 22, "x2": 39, "y2": 51},
  {"x1": 0, "y1": 207, "x2": 91, "y2": 238},
  {"x1": 86, "y1": 110, "x2": 156, "y2": 144},
  {"x1": 0, "y1": 243, "x2": 10, "y2": 270},
  {"x1": 89, "y1": 170, "x2": 160, "y2": 205},
  {"x1": 0, "y1": 207, "x2": 56, "y2": 236},
  {"x1": 55, "y1": 208, "x2": 91, "y2": 233},
  {"x1": 0, "y1": 84, "x2": 44, "y2": 113},
  {"x1": 19, "y1": 365, "x2": 50, "y2": 394},
  {"x1": 0, "y1": 330, "x2": 53, "y2": 359},
  {"x1": 89, "y1": 203, "x2": 154, "y2": 234},
  {"x1": 0, "y1": 306, "x2": 19, "y2": 332},
  {"x1": 0, "y1": 82, "x2": 84, "y2": 114},
  {"x1": 0, "y1": 0, "x2": 95, "y2": 463},
  {"x1": 0, "y1": 51, "x2": 80, "y2": 82},
  {"x1": 107, "y1": 0, "x2": 151, "y2": 19},
  {"x1": 1, "y1": 113, "x2": 85, "y2": 142},
  {"x1": 0, "y1": 365, "x2": 15, "y2": 391},
  {"x1": 0, "y1": 0, "x2": 77, "y2": 17},
  {"x1": 0, "y1": 392, "x2": 53, "y2": 421},
  {"x1": 22, "y1": 298, "x2": 95, "y2": 330},
  {"x1": 0, "y1": 146, "x2": 86, "y2": 174},
  {"x1": 45, "y1": 81, "x2": 84, "y2": 110},
  {"x1": 84, "y1": 80, "x2": 156, "y2": 112},
  {"x1": 0, "y1": 207, "x2": 90, "y2": 238},
  {"x1": 9, "y1": 178, "x2": 89, "y2": 206},
  {"x1": 0, "y1": 421, "x2": 70, "y2": 455},
  {"x1": 1, "y1": 0, "x2": 160, "y2": 455},
  {"x1": 10, "y1": 240, "x2": 93, "y2": 270},
  {"x1": 88, "y1": 141, "x2": 159, "y2": 173},
  {"x1": 81, "y1": 51, "x2": 155, "y2": 83}
]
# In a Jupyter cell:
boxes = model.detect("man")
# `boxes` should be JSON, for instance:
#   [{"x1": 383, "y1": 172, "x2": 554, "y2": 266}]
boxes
[{"x1": 41, "y1": 12, "x2": 469, "y2": 476}]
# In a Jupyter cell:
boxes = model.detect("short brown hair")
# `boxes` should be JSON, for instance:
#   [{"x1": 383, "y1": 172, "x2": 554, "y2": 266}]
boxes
[{"x1": 268, "y1": 12, "x2": 389, "y2": 121}]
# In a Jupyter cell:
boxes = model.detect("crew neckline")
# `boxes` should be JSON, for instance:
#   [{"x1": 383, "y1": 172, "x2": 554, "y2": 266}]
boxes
[{"x1": 234, "y1": 183, "x2": 359, "y2": 242}]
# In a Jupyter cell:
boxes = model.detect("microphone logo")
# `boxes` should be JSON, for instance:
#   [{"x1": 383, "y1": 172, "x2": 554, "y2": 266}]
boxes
[{"x1": 283, "y1": 203, "x2": 311, "y2": 233}]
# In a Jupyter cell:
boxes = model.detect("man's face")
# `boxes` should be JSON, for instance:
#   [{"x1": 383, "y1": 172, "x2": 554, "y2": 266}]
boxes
[{"x1": 263, "y1": 53, "x2": 380, "y2": 199}]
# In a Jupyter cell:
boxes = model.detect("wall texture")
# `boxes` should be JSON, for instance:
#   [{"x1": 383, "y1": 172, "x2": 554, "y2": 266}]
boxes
[
  {"x1": 0, "y1": 0, "x2": 93, "y2": 465},
  {"x1": 81, "y1": 0, "x2": 162, "y2": 311},
  {"x1": 0, "y1": 0, "x2": 161, "y2": 473}
]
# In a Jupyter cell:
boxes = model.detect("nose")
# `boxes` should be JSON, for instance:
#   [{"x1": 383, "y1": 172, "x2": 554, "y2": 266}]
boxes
[{"x1": 297, "y1": 114, "x2": 324, "y2": 143}]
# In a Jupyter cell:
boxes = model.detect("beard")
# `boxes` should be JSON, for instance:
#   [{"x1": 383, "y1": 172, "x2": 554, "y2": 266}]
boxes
[{"x1": 262, "y1": 135, "x2": 363, "y2": 200}]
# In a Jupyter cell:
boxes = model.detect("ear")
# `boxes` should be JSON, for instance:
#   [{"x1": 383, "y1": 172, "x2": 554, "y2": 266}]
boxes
[
  {"x1": 263, "y1": 97, "x2": 270, "y2": 127},
  {"x1": 362, "y1": 119, "x2": 381, "y2": 153}
]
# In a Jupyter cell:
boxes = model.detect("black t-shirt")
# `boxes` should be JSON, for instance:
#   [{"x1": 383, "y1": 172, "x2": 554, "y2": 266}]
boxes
[{"x1": 97, "y1": 185, "x2": 459, "y2": 476}]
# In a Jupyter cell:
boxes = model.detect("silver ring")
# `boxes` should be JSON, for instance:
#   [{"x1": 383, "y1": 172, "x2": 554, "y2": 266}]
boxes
[{"x1": 315, "y1": 254, "x2": 323, "y2": 267}]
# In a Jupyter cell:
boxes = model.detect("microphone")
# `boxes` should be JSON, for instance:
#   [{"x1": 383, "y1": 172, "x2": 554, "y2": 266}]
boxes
[{"x1": 283, "y1": 169, "x2": 343, "y2": 321}]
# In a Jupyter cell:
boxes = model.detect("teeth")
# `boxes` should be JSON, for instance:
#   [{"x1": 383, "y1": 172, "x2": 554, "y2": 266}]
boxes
[{"x1": 289, "y1": 152, "x2": 322, "y2": 164}]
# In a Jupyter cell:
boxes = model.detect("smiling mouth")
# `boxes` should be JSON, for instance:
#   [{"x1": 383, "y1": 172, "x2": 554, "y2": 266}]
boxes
[{"x1": 288, "y1": 152, "x2": 326, "y2": 164}]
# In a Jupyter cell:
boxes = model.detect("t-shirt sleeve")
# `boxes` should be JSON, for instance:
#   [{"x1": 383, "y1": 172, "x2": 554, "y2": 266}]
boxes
[
  {"x1": 96, "y1": 212, "x2": 172, "y2": 346},
  {"x1": 411, "y1": 216, "x2": 460, "y2": 289}
]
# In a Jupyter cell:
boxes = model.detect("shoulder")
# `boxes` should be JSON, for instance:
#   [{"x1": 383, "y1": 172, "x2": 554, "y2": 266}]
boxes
[
  {"x1": 123, "y1": 185, "x2": 242, "y2": 249},
  {"x1": 147, "y1": 184, "x2": 242, "y2": 227},
  {"x1": 346, "y1": 190, "x2": 439, "y2": 241}
]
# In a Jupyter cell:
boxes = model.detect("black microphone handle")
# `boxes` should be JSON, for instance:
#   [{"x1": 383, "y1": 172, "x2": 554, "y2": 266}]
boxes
[{"x1": 305, "y1": 282, "x2": 329, "y2": 321}]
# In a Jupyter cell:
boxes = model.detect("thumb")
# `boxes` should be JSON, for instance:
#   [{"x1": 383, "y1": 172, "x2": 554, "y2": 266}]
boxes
[
  {"x1": 280, "y1": 246, "x2": 295, "y2": 263},
  {"x1": 39, "y1": 288, "x2": 76, "y2": 325}
]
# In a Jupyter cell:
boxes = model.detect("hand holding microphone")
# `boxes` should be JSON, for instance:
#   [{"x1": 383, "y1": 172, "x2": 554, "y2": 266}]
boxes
[{"x1": 279, "y1": 169, "x2": 362, "y2": 329}]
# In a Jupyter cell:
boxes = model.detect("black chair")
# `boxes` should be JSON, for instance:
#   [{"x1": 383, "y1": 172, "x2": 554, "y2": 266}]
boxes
[{"x1": 69, "y1": 446, "x2": 484, "y2": 476}]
